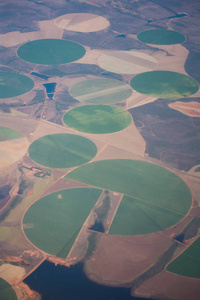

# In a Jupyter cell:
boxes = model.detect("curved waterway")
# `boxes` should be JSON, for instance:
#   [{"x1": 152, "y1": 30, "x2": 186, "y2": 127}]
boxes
[{"x1": 24, "y1": 261, "x2": 154, "y2": 300}]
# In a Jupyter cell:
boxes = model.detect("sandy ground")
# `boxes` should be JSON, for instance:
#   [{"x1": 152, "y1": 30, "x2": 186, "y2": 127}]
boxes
[
  {"x1": 54, "y1": 13, "x2": 110, "y2": 32},
  {"x1": 0, "y1": 263, "x2": 26, "y2": 284},
  {"x1": 0, "y1": 137, "x2": 29, "y2": 168},
  {"x1": 169, "y1": 101, "x2": 200, "y2": 117},
  {"x1": 97, "y1": 50, "x2": 157, "y2": 74},
  {"x1": 135, "y1": 270, "x2": 200, "y2": 300}
]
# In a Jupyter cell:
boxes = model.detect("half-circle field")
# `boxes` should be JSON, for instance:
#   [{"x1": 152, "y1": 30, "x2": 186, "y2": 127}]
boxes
[
  {"x1": 28, "y1": 134, "x2": 97, "y2": 168},
  {"x1": 65, "y1": 159, "x2": 192, "y2": 235},
  {"x1": 0, "y1": 126, "x2": 29, "y2": 168},
  {"x1": 17, "y1": 39, "x2": 86, "y2": 65},
  {"x1": 23, "y1": 188, "x2": 102, "y2": 257},
  {"x1": 69, "y1": 78, "x2": 133, "y2": 104},
  {"x1": 97, "y1": 50, "x2": 157, "y2": 74},
  {"x1": 0, "y1": 71, "x2": 34, "y2": 98},
  {"x1": 54, "y1": 13, "x2": 110, "y2": 33},
  {"x1": 63, "y1": 105, "x2": 132, "y2": 134},
  {"x1": 130, "y1": 71, "x2": 199, "y2": 99},
  {"x1": 137, "y1": 29, "x2": 185, "y2": 45}
]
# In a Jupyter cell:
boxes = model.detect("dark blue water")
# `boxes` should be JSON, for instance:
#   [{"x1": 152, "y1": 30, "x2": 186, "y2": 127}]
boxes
[
  {"x1": 31, "y1": 72, "x2": 49, "y2": 80},
  {"x1": 43, "y1": 83, "x2": 56, "y2": 93},
  {"x1": 24, "y1": 261, "x2": 152, "y2": 300},
  {"x1": 89, "y1": 219, "x2": 105, "y2": 233}
]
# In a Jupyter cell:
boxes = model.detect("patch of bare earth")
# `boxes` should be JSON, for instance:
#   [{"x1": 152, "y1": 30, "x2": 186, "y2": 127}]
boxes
[
  {"x1": 169, "y1": 101, "x2": 200, "y2": 117},
  {"x1": 135, "y1": 270, "x2": 200, "y2": 300}
]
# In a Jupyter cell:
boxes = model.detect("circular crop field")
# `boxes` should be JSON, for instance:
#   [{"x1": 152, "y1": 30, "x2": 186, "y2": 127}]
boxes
[
  {"x1": 66, "y1": 159, "x2": 192, "y2": 235},
  {"x1": 130, "y1": 71, "x2": 199, "y2": 99},
  {"x1": 0, "y1": 71, "x2": 34, "y2": 98},
  {"x1": 0, "y1": 126, "x2": 29, "y2": 168},
  {"x1": 137, "y1": 29, "x2": 185, "y2": 45},
  {"x1": 54, "y1": 13, "x2": 110, "y2": 32},
  {"x1": 28, "y1": 133, "x2": 97, "y2": 168},
  {"x1": 0, "y1": 278, "x2": 17, "y2": 300},
  {"x1": 69, "y1": 78, "x2": 132, "y2": 104},
  {"x1": 63, "y1": 105, "x2": 132, "y2": 134},
  {"x1": 17, "y1": 39, "x2": 86, "y2": 65},
  {"x1": 97, "y1": 50, "x2": 157, "y2": 74},
  {"x1": 23, "y1": 188, "x2": 102, "y2": 257}
]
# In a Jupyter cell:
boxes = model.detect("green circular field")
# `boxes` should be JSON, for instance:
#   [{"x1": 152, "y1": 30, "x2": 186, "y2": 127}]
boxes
[
  {"x1": 66, "y1": 159, "x2": 192, "y2": 235},
  {"x1": 0, "y1": 278, "x2": 17, "y2": 300},
  {"x1": 0, "y1": 71, "x2": 34, "y2": 98},
  {"x1": 130, "y1": 71, "x2": 199, "y2": 99},
  {"x1": 137, "y1": 29, "x2": 185, "y2": 45},
  {"x1": 17, "y1": 39, "x2": 86, "y2": 65},
  {"x1": 23, "y1": 188, "x2": 102, "y2": 257},
  {"x1": 28, "y1": 133, "x2": 97, "y2": 168},
  {"x1": 63, "y1": 105, "x2": 132, "y2": 134},
  {"x1": 69, "y1": 78, "x2": 133, "y2": 104}
]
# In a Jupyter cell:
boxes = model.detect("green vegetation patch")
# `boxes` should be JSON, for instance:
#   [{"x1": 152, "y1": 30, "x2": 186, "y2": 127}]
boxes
[
  {"x1": 167, "y1": 237, "x2": 200, "y2": 278},
  {"x1": 70, "y1": 78, "x2": 132, "y2": 104},
  {"x1": 28, "y1": 133, "x2": 97, "y2": 168},
  {"x1": 0, "y1": 71, "x2": 34, "y2": 98},
  {"x1": 0, "y1": 278, "x2": 17, "y2": 300},
  {"x1": 66, "y1": 159, "x2": 192, "y2": 234},
  {"x1": 137, "y1": 29, "x2": 185, "y2": 45},
  {"x1": 130, "y1": 71, "x2": 199, "y2": 99},
  {"x1": 63, "y1": 105, "x2": 132, "y2": 134},
  {"x1": 0, "y1": 126, "x2": 22, "y2": 141},
  {"x1": 109, "y1": 195, "x2": 183, "y2": 235},
  {"x1": 23, "y1": 188, "x2": 102, "y2": 257},
  {"x1": 17, "y1": 39, "x2": 86, "y2": 65}
]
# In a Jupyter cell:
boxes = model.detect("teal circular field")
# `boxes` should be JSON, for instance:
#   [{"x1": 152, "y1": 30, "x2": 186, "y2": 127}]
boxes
[
  {"x1": 69, "y1": 78, "x2": 133, "y2": 104},
  {"x1": 130, "y1": 71, "x2": 199, "y2": 99},
  {"x1": 137, "y1": 29, "x2": 185, "y2": 45},
  {"x1": 63, "y1": 105, "x2": 132, "y2": 134},
  {"x1": 0, "y1": 71, "x2": 34, "y2": 98},
  {"x1": 0, "y1": 278, "x2": 17, "y2": 300},
  {"x1": 23, "y1": 188, "x2": 102, "y2": 257},
  {"x1": 66, "y1": 159, "x2": 192, "y2": 235},
  {"x1": 17, "y1": 39, "x2": 86, "y2": 65},
  {"x1": 28, "y1": 133, "x2": 97, "y2": 168},
  {"x1": 0, "y1": 126, "x2": 22, "y2": 141}
]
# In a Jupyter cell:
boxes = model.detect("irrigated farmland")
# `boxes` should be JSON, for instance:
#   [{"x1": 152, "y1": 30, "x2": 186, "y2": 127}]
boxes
[
  {"x1": 0, "y1": 278, "x2": 17, "y2": 300},
  {"x1": 63, "y1": 105, "x2": 132, "y2": 134},
  {"x1": 23, "y1": 188, "x2": 102, "y2": 257},
  {"x1": 28, "y1": 133, "x2": 97, "y2": 168},
  {"x1": 66, "y1": 159, "x2": 192, "y2": 234},
  {"x1": 137, "y1": 29, "x2": 185, "y2": 45}
]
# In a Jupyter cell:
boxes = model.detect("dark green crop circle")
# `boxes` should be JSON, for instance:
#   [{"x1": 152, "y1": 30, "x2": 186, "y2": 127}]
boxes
[
  {"x1": 17, "y1": 39, "x2": 86, "y2": 65},
  {"x1": 137, "y1": 29, "x2": 185, "y2": 45}
]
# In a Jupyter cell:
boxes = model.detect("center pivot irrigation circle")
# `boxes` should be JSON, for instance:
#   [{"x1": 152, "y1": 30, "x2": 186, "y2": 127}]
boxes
[
  {"x1": 17, "y1": 39, "x2": 86, "y2": 65},
  {"x1": 137, "y1": 29, "x2": 186, "y2": 45},
  {"x1": 0, "y1": 71, "x2": 34, "y2": 98},
  {"x1": 130, "y1": 71, "x2": 199, "y2": 99},
  {"x1": 69, "y1": 78, "x2": 133, "y2": 104},
  {"x1": 63, "y1": 105, "x2": 132, "y2": 134},
  {"x1": 28, "y1": 133, "x2": 97, "y2": 168}
]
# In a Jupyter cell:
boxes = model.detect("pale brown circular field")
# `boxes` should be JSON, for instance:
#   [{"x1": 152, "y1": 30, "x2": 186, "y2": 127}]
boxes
[
  {"x1": 54, "y1": 13, "x2": 110, "y2": 32},
  {"x1": 0, "y1": 137, "x2": 29, "y2": 168},
  {"x1": 97, "y1": 50, "x2": 157, "y2": 74}
]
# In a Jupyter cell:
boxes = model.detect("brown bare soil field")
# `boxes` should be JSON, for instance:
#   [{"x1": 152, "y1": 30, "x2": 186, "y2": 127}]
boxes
[
  {"x1": 84, "y1": 233, "x2": 172, "y2": 286},
  {"x1": 54, "y1": 13, "x2": 110, "y2": 32},
  {"x1": 15, "y1": 281, "x2": 41, "y2": 300},
  {"x1": 135, "y1": 270, "x2": 200, "y2": 300},
  {"x1": 0, "y1": 263, "x2": 26, "y2": 284},
  {"x1": 0, "y1": 137, "x2": 29, "y2": 168},
  {"x1": 126, "y1": 92, "x2": 158, "y2": 110},
  {"x1": 169, "y1": 101, "x2": 200, "y2": 117},
  {"x1": 97, "y1": 50, "x2": 157, "y2": 74}
]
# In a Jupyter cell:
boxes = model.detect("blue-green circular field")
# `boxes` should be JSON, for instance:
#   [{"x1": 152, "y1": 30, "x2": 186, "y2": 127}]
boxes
[
  {"x1": 23, "y1": 188, "x2": 102, "y2": 257},
  {"x1": 130, "y1": 71, "x2": 199, "y2": 99},
  {"x1": 17, "y1": 39, "x2": 86, "y2": 65},
  {"x1": 66, "y1": 159, "x2": 192, "y2": 235},
  {"x1": 63, "y1": 105, "x2": 132, "y2": 134},
  {"x1": 0, "y1": 71, "x2": 34, "y2": 98},
  {"x1": 28, "y1": 133, "x2": 97, "y2": 168},
  {"x1": 137, "y1": 29, "x2": 185, "y2": 45}
]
